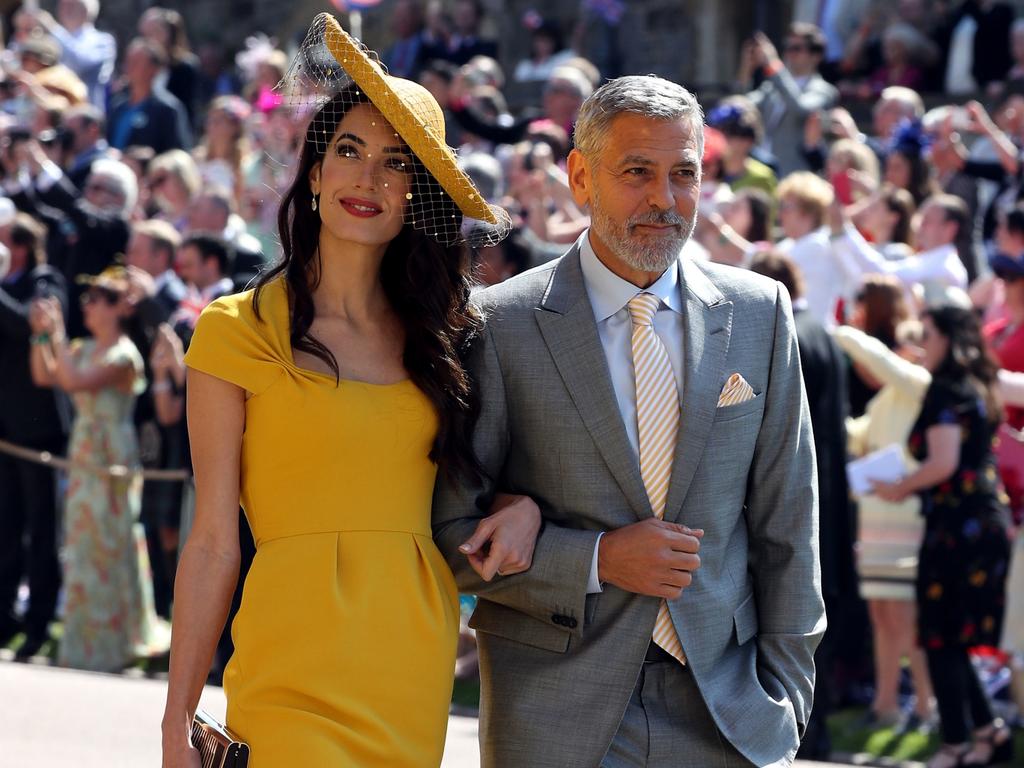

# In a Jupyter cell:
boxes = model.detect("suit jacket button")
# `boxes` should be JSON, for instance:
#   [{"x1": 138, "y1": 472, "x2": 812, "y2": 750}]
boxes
[
  {"x1": 566, "y1": 618, "x2": 578, "y2": 629},
  {"x1": 551, "y1": 614, "x2": 565, "y2": 626}
]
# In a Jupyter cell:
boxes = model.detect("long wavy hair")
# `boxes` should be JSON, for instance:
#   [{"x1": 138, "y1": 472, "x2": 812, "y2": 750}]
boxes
[
  {"x1": 254, "y1": 89, "x2": 483, "y2": 483},
  {"x1": 924, "y1": 305, "x2": 1002, "y2": 425}
]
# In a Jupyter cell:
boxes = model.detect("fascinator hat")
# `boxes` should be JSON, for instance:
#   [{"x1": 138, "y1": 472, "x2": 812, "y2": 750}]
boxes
[{"x1": 280, "y1": 13, "x2": 511, "y2": 247}]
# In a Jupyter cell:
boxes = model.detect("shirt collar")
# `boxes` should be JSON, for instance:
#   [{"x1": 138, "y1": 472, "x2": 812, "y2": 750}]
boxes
[{"x1": 578, "y1": 229, "x2": 684, "y2": 323}]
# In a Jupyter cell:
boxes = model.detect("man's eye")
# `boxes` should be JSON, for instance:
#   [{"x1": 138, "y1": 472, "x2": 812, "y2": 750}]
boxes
[{"x1": 625, "y1": 167, "x2": 648, "y2": 176}]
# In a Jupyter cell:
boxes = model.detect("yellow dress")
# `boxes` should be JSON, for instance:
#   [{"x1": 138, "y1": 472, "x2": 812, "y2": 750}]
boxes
[{"x1": 184, "y1": 277, "x2": 460, "y2": 767}]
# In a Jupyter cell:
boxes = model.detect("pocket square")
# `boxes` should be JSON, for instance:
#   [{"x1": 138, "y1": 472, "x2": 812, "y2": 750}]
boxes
[{"x1": 718, "y1": 373, "x2": 756, "y2": 408}]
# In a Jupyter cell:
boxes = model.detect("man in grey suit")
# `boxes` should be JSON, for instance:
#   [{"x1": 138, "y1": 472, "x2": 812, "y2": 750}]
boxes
[
  {"x1": 434, "y1": 75, "x2": 825, "y2": 768},
  {"x1": 741, "y1": 23, "x2": 838, "y2": 176}
]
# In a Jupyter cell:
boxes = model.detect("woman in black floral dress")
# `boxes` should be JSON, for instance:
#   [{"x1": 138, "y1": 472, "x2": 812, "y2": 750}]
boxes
[{"x1": 873, "y1": 305, "x2": 1012, "y2": 768}]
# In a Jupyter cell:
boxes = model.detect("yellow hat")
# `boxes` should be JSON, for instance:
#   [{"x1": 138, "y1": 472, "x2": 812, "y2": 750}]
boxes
[
  {"x1": 307, "y1": 13, "x2": 498, "y2": 226},
  {"x1": 75, "y1": 265, "x2": 130, "y2": 294}
]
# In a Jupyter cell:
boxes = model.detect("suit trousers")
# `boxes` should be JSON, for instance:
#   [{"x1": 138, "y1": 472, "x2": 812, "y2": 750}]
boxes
[
  {"x1": 601, "y1": 651, "x2": 755, "y2": 768},
  {"x1": 0, "y1": 436, "x2": 63, "y2": 634}
]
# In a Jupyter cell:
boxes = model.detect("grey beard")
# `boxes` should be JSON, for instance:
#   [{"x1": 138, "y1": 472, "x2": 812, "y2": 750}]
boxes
[{"x1": 590, "y1": 203, "x2": 696, "y2": 273}]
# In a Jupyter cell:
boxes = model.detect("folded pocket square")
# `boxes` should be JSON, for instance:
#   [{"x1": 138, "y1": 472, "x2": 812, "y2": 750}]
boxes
[{"x1": 718, "y1": 373, "x2": 756, "y2": 407}]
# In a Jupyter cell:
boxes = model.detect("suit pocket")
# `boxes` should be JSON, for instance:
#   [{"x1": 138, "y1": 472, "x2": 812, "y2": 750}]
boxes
[
  {"x1": 715, "y1": 392, "x2": 764, "y2": 422},
  {"x1": 733, "y1": 590, "x2": 758, "y2": 645},
  {"x1": 469, "y1": 599, "x2": 571, "y2": 653}
]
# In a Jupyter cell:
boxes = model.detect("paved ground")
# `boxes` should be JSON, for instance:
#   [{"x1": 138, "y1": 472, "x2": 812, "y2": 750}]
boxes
[{"x1": 0, "y1": 661, "x2": 849, "y2": 767}]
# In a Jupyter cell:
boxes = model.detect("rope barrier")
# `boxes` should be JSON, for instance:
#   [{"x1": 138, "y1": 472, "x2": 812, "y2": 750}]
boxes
[{"x1": 0, "y1": 437, "x2": 192, "y2": 482}]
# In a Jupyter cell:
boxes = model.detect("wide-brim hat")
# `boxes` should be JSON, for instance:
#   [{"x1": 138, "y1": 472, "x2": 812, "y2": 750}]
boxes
[
  {"x1": 298, "y1": 13, "x2": 498, "y2": 227},
  {"x1": 75, "y1": 265, "x2": 130, "y2": 294}
]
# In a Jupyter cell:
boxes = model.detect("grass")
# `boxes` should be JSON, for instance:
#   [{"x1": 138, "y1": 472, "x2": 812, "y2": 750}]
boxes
[{"x1": 828, "y1": 707, "x2": 1024, "y2": 765}]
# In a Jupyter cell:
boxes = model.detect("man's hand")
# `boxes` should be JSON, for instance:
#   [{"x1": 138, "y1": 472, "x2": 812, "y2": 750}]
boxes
[{"x1": 598, "y1": 518, "x2": 703, "y2": 599}]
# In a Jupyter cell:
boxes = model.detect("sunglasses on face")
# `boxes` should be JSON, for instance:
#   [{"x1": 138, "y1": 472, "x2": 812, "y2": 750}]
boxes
[
  {"x1": 784, "y1": 44, "x2": 810, "y2": 53},
  {"x1": 85, "y1": 180, "x2": 120, "y2": 196},
  {"x1": 80, "y1": 287, "x2": 120, "y2": 307}
]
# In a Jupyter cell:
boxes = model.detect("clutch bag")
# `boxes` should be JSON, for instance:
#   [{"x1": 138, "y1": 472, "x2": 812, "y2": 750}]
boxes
[{"x1": 190, "y1": 708, "x2": 250, "y2": 768}]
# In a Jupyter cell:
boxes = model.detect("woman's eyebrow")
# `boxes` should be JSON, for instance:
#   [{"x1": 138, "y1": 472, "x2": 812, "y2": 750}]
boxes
[{"x1": 335, "y1": 132, "x2": 408, "y2": 154}]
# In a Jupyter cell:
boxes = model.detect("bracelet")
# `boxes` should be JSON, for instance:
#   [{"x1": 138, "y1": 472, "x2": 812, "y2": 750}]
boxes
[{"x1": 30, "y1": 333, "x2": 50, "y2": 345}]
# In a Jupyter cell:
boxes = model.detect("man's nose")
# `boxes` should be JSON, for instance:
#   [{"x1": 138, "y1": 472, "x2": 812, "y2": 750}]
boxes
[{"x1": 646, "y1": 174, "x2": 675, "y2": 211}]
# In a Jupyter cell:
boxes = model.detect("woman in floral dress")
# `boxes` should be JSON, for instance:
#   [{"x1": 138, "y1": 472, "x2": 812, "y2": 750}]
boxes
[
  {"x1": 873, "y1": 305, "x2": 1012, "y2": 768},
  {"x1": 30, "y1": 267, "x2": 167, "y2": 672}
]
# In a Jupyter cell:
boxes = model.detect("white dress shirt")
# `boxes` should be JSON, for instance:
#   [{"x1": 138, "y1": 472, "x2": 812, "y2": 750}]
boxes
[
  {"x1": 777, "y1": 227, "x2": 848, "y2": 328},
  {"x1": 577, "y1": 232, "x2": 687, "y2": 593},
  {"x1": 831, "y1": 225, "x2": 968, "y2": 301}
]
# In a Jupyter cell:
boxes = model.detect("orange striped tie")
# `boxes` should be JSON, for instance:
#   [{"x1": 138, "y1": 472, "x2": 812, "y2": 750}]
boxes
[{"x1": 628, "y1": 292, "x2": 686, "y2": 664}]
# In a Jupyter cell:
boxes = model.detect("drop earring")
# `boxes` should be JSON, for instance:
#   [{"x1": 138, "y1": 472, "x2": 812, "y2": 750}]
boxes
[{"x1": 311, "y1": 194, "x2": 318, "y2": 212}]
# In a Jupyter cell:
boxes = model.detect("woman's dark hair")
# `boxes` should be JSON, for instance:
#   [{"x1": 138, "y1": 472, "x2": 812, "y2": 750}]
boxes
[
  {"x1": 891, "y1": 147, "x2": 938, "y2": 206},
  {"x1": 254, "y1": 88, "x2": 483, "y2": 483},
  {"x1": 733, "y1": 187, "x2": 773, "y2": 242},
  {"x1": 11, "y1": 212, "x2": 47, "y2": 268},
  {"x1": 855, "y1": 274, "x2": 908, "y2": 347},
  {"x1": 879, "y1": 184, "x2": 915, "y2": 246},
  {"x1": 924, "y1": 304, "x2": 1002, "y2": 424}
]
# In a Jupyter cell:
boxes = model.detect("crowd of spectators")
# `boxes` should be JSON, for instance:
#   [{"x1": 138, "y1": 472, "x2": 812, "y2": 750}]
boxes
[{"x1": 2, "y1": 0, "x2": 1024, "y2": 764}]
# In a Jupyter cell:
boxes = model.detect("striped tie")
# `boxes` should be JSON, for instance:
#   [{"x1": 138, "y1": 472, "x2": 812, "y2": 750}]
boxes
[{"x1": 627, "y1": 292, "x2": 687, "y2": 664}]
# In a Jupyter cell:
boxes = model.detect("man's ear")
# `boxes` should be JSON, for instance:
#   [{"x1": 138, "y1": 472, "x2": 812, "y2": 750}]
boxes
[
  {"x1": 308, "y1": 160, "x2": 322, "y2": 196},
  {"x1": 567, "y1": 148, "x2": 591, "y2": 211}
]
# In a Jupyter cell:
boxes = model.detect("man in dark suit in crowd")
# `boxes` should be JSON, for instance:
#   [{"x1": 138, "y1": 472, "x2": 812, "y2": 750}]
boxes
[
  {"x1": 0, "y1": 209, "x2": 68, "y2": 660},
  {"x1": 126, "y1": 219, "x2": 187, "y2": 319},
  {"x1": 8, "y1": 153, "x2": 135, "y2": 338},
  {"x1": 62, "y1": 104, "x2": 115, "y2": 191},
  {"x1": 107, "y1": 38, "x2": 192, "y2": 154},
  {"x1": 750, "y1": 251, "x2": 857, "y2": 760}
]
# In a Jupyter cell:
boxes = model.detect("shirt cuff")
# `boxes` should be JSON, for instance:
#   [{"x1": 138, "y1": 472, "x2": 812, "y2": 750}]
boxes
[
  {"x1": 35, "y1": 159, "x2": 64, "y2": 192},
  {"x1": 586, "y1": 532, "x2": 604, "y2": 594}
]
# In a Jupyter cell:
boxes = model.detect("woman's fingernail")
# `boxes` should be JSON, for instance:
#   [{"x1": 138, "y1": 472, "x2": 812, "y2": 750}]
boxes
[{"x1": 459, "y1": 544, "x2": 471, "y2": 552}]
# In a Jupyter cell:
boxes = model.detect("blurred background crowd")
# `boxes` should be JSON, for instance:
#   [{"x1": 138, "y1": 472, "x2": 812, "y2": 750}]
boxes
[{"x1": 4, "y1": 0, "x2": 1024, "y2": 763}]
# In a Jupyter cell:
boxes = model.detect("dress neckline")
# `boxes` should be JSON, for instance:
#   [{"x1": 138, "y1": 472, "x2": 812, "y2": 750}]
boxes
[{"x1": 267, "y1": 277, "x2": 414, "y2": 388}]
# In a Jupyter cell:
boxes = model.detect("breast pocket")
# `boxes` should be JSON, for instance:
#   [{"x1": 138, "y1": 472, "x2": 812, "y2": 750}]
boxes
[{"x1": 714, "y1": 393, "x2": 765, "y2": 423}]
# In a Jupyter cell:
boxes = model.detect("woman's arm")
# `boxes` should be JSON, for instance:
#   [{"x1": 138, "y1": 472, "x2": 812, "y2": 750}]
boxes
[
  {"x1": 161, "y1": 368, "x2": 245, "y2": 765},
  {"x1": 872, "y1": 424, "x2": 960, "y2": 501},
  {"x1": 47, "y1": 334, "x2": 134, "y2": 393},
  {"x1": 998, "y1": 369, "x2": 1024, "y2": 408},
  {"x1": 833, "y1": 325, "x2": 931, "y2": 397}
]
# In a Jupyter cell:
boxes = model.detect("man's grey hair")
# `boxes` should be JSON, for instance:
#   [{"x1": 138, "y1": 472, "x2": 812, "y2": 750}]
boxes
[
  {"x1": 89, "y1": 158, "x2": 137, "y2": 216},
  {"x1": 573, "y1": 75, "x2": 705, "y2": 161}
]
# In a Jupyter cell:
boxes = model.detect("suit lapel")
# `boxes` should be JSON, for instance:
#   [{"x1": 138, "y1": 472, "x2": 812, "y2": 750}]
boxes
[
  {"x1": 663, "y1": 258, "x2": 733, "y2": 524},
  {"x1": 535, "y1": 249, "x2": 653, "y2": 520}
]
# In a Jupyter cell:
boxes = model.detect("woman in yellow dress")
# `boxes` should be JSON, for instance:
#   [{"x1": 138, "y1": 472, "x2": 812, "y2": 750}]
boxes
[{"x1": 161, "y1": 16, "x2": 539, "y2": 767}]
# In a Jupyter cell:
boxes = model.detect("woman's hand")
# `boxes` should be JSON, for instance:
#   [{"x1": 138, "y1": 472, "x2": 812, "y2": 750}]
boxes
[
  {"x1": 28, "y1": 298, "x2": 50, "y2": 334},
  {"x1": 161, "y1": 738, "x2": 202, "y2": 768},
  {"x1": 458, "y1": 494, "x2": 542, "y2": 582},
  {"x1": 871, "y1": 478, "x2": 910, "y2": 502}
]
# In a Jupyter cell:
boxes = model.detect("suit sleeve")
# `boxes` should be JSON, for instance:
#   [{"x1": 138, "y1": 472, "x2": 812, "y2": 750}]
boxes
[
  {"x1": 432, "y1": 319, "x2": 600, "y2": 639},
  {"x1": 745, "y1": 283, "x2": 826, "y2": 735}
]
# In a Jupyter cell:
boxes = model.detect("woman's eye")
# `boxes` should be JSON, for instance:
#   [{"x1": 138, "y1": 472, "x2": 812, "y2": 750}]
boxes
[
  {"x1": 336, "y1": 143, "x2": 359, "y2": 159},
  {"x1": 385, "y1": 157, "x2": 414, "y2": 173}
]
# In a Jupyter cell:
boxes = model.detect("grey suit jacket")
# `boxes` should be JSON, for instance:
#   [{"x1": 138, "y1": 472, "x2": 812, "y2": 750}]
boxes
[
  {"x1": 746, "y1": 71, "x2": 838, "y2": 176},
  {"x1": 433, "y1": 245, "x2": 826, "y2": 768}
]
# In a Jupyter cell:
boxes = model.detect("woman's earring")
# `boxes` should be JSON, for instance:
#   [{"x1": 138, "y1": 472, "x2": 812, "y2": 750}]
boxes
[{"x1": 311, "y1": 194, "x2": 318, "y2": 212}]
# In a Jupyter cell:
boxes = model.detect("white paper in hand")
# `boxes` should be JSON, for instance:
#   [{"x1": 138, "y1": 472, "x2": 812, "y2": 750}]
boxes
[{"x1": 847, "y1": 444, "x2": 908, "y2": 497}]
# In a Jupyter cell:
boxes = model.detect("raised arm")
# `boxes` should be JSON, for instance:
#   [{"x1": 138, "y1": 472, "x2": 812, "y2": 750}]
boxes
[
  {"x1": 161, "y1": 368, "x2": 245, "y2": 767},
  {"x1": 833, "y1": 325, "x2": 931, "y2": 398}
]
